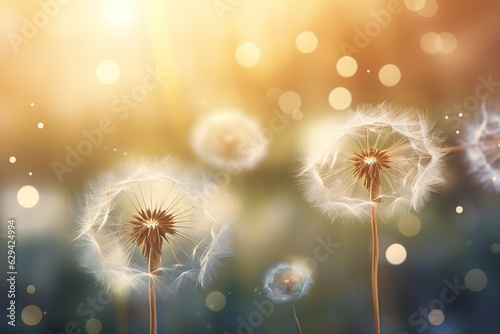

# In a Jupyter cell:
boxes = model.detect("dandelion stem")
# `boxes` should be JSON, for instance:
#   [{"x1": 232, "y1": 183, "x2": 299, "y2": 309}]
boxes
[
  {"x1": 350, "y1": 148, "x2": 385, "y2": 334},
  {"x1": 442, "y1": 140, "x2": 500, "y2": 153},
  {"x1": 148, "y1": 258, "x2": 158, "y2": 334},
  {"x1": 288, "y1": 288, "x2": 303, "y2": 334},
  {"x1": 370, "y1": 195, "x2": 380, "y2": 334},
  {"x1": 290, "y1": 300, "x2": 303, "y2": 334}
]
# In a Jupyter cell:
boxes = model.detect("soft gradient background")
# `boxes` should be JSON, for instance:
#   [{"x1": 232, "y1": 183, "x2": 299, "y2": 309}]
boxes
[{"x1": 1, "y1": 0, "x2": 500, "y2": 333}]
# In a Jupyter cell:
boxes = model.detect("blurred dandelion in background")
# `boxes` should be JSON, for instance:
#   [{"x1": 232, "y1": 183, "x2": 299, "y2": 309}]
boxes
[
  {"x1": 263, "y1": 261, "x2": 313, "y2": 334},
  {"x1": 459, "y1": 101, "x2": 500, "y2": 191},
  {"x1": 190, "y1": 109, "x2": 268, "y2": 170},
  {"x1": 298, "y1": 103, "x2": 446, "y2": 334},
  {"x1": 74, "y1": 157, "x2": 233, "y2": 334}
]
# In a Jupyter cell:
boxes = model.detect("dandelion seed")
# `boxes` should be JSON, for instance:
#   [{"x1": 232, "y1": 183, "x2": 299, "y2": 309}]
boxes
[
  {"x1": 263, "y1": 262, "x2": 313, "y2": 334},
  {"x1": 74, "y1": 157, "x2": 233, "y2": 334},
  {"x1": 190, "y1": 109, "x2": 267, "y2": 170},
  {"x1": 298, "y1": 103, "x2": 445, "y2": 334}
]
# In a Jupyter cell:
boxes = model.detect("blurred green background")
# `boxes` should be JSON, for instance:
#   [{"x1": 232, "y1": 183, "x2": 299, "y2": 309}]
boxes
[{"x1": 1, "y1": 0, "x2": 499, "y2": 333}]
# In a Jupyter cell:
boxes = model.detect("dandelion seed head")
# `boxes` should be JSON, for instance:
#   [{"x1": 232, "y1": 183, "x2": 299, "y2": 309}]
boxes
[
  {"x1": 190, "y1": 109, "x2": 267, "y2": 170},
  {"x1": 263, "y1": 262, "x2": 313, "y2": 304},
  {"x1": 74, "y1": 157, "x2": 233, "y2": 297},
  {"x1": 298, "y1": 102, "x2": 446, "y2": 221},
  {"x1": 462, "y1": 101, "x2": 500, "y2": 191}
]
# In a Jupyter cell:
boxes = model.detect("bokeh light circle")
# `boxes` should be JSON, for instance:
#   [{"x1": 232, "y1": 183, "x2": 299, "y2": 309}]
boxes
[
  {"x1": 296, "y1": 31, "x2": 318, "y2": 53},
  {"x1": 328, "y1": 87, "x2": 352, "y2": 110},
  {"x1": 397, "y1": 213, "x2": 422, "y2": 237},
  {"x1": 404, "y1": 0, "x2": 426, "y2": 11},
  {"x1": 336, "y1": 56, "x2": 358, "y2": 77},
  {"x1": 465, "y1": 269, "x2": 487, "y2": 292},
  {"x1": 21, "y1": 305, "x2": 43, "y2": 326},
  {"x1": 96, "y1": 60, "x2": 120, "y2": 84},
  {"x1": 86, "y1": 318, "x2": 103, "y2": 334},
  {"x1": 418, "y1": 0, "x2": 438, "y2": 17},
  {"x1": 428, "y1": 309, "x2": 445, "y2": 326},
  {"x1": 235, "y1": 43, "x2": 261, "y2": 67},
  {"x1": 17, "y1": 185, "x2": 40, "y2": 208},
  {"x1": 421, "y1": 32, "x2": 442, "y2": 54},
  {"x1": 205, "y1": 291, "x2": 227, "y2": 312},
  {"x1": 385, "y1": 243, "x2": 407, "y2": 265},
  {"x1": 378, "y1": 64, "x2": 401, "y2": 87}
]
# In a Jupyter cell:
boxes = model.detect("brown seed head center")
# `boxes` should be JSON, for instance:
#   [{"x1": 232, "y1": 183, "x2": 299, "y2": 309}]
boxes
[
  {"x1": 364, "y1": 156, "x2": 377, "y2": 165},
  {"x1": 281, "y1": 277, "x2": 293, "y2": 294},
  {"x1": 145, "y1": 219, "x2": 159, "y2": 228},
  {"x1": 129, "y1": 208, "x2": 177, "y2": 272},
  {"x1": 350, "y1": 148, "x2": 391, "y2": 201}
]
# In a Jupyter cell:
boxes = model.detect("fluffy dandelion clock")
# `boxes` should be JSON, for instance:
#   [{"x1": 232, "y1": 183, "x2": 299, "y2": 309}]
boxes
[
  {"x1": 263, "y1": 262, "x2": 312, "y2": 334},
  {"x1": 299, "y1": 102, "x2": 445, "y2": 221},
  {"x1": 190, "y1": 109, "x2": 267, "y2": 170},
  {"x1": 263, "y1": 262, "x2": 313, "y2": 303},
  {"x1": 74, "y1": 157, "x2": 233, "y2": 334},
  {"x1": 459, "y1": 101, "x2": 500, "y2": 191},
  {"x1": 298, "y1": 103, "x2": 445, "y2": 334}
]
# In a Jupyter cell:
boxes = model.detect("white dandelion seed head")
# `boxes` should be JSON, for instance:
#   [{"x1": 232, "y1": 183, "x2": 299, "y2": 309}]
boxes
[
  {"x1": 263, "y1": 262, "x2": 313, "y2": 304},
  {"x1": 298, "y1": 102, "x2": 446, "y2": 221},
  {"x1": 462, "y1": 101, "x2": 500, "y2": 191},
  {"x1": 74, "y1": 156, "x2": 234, "y2": 297},
  {"x1": 190, "y1": 109, "x2": 267, "y2": 170}
]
